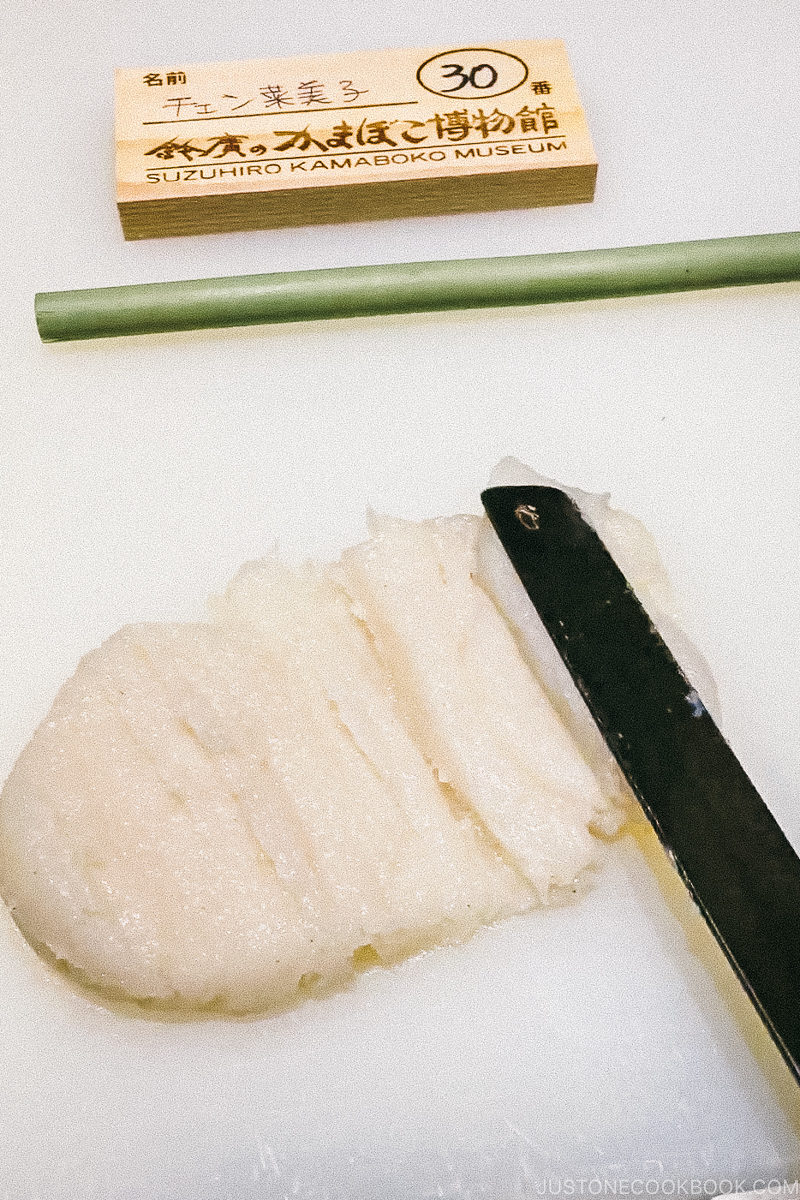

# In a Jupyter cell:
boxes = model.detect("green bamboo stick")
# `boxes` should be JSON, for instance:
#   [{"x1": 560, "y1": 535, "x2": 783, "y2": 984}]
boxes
[{"x1": 35, "y1": 233, "x2": 800, "y2": 342}]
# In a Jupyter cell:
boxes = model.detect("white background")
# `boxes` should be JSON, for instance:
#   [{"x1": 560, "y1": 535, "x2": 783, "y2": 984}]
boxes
[{"x1": 1, "y1": 2, "x2": 799, "y2": 1197}]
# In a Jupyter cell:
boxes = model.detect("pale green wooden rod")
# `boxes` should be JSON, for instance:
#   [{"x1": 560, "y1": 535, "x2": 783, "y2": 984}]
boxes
[{"x1": 35, "y1": 233, "x2": 800, "y2": 342}]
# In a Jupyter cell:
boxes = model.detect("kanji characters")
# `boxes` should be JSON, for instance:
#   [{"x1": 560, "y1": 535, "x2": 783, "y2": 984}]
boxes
[
  {"x1": 534, "y1": 103, "x2": 559, "y2": 133},
  {"x1": 515, "y1": 106, "x2": 539, "y2": 133},
  {"x1": 433, "y1": 110, "x2": 471, "y2": 141},
  {"x1": 297, "y1": 80, "x2": 330, "y2": 106},
  {"x1": 201, "y1": 133, "x2": 248, "y2": 158},
  {"x1": 339, "y1": 79, "x2": 369, "y2": 103},
  {"x1": 143, "y1": 94, "x2": 565, "y2": 168},
  {"x1": 471, "y1": 108, "x2": 515, "y2": 137},
  {"x1": 144, "y1": 138, "x2": 203, "y2": 161},
  {"x1": 259, "y1": 84, "x2": 294, "y2": 110}
]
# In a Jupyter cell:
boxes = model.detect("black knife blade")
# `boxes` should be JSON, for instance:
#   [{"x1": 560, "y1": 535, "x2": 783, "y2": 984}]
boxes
[{"x1": 481, "y1": 483, "x2": 800, "y2": 1085}]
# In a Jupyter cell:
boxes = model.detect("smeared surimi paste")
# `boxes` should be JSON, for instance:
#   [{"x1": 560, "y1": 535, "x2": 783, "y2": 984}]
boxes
[{"x1": 1, "y1": 462, "x2": 706, "y2": 1013}]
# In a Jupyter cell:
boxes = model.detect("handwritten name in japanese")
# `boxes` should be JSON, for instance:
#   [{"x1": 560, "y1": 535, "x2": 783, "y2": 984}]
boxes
[{"x1": 151, "y1": 79, "x2": 369, "y2": 120}]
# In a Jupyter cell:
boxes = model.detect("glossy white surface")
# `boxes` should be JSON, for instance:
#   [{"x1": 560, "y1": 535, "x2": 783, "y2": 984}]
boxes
[{"x1": 1, "y1": 0, "x2": 799, "y2": 1195}]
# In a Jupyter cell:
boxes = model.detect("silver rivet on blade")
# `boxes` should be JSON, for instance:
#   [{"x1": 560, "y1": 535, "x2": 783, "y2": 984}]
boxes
[{"x1": 514, "y1": 504, "x2": 540, "y2": 530}]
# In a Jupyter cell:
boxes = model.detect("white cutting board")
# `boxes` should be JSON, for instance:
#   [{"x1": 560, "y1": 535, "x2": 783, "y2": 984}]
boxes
[{"x1": 1, "y1": 1, "x2": 800, "y2": 1196}]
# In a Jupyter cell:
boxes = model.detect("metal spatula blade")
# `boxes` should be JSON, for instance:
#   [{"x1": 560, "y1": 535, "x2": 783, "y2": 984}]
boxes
[{"x1": 482, "y1": 483, "x2": 800, "y2": 1085}]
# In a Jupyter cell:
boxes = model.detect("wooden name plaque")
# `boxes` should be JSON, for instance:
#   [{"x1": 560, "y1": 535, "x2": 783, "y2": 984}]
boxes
[{"x1": 115, "y1": 41, "x2": 597, "y2": 239}]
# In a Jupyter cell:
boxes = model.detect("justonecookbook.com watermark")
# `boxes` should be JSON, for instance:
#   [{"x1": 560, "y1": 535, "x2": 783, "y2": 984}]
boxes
[{"x1": 527, "y1": 1180, "x2": 800, "y2": 1197}]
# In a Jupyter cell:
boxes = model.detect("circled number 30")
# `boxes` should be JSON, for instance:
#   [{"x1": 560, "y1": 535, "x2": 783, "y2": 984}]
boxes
[{"x1": 438, "y1": 62, "x2": 499, "y2": 91}]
